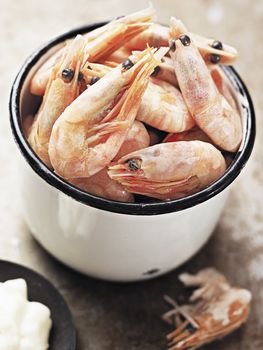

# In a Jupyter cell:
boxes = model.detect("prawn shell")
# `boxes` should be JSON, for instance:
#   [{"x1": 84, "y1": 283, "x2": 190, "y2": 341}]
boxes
[
  {"x1": 164, "y1": 268, "x2": 252, "y2": 350},
  {"x1": 137, "y1": 78, "x2": 194, "y2": 133},
  {"x1": 108, "y1": 141, "x2": 226, "y2": 200},
  {"x1": 170, "y1": 35, "x2": 242, "y2": 152}
]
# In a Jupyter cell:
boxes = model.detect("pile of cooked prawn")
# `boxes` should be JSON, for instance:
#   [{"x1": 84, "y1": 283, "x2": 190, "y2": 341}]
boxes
[{"x1": 26, "y1": 6, "x2": 242, "y2": 202}]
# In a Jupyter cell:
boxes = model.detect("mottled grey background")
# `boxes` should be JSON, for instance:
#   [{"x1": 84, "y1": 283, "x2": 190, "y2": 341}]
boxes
[{"x1": 0, "y1": 0, "x2": 262, "y2": 349}]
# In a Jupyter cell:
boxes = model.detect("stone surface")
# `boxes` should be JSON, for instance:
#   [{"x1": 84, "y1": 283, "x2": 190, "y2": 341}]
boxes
[{"x1": 0, "y1": 0, "x2": 262, "y2": 349}]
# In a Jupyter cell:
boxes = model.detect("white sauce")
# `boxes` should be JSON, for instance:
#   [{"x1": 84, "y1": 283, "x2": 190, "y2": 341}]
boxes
[{"x1": 0, "y1": 279, "x2": 52, "y2": 350}]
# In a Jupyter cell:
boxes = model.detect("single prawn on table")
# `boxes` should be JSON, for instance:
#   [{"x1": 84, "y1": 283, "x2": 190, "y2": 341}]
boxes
[
  {"x1": 48, "y1": 47, "x2": 168, "y2": 179},
  {"x1": 162, "y1": 268, "x2": 252, "y2": 350}
]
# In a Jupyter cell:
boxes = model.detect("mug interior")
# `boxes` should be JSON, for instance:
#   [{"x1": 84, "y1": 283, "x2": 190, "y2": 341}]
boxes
[{"x1": 9, "y1": 22, "x2": 256, "y2": 216}]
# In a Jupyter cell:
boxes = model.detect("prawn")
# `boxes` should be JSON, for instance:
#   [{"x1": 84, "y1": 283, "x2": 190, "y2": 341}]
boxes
[
  {"x1": 49, "y1": 47, "x2": 167, "y2": 179},
  {"x1": 124, "y1": 22, "x2": 238, "y2": 65},
  {"x1": 169, "y1": 17, "x2": 242, "y2": 152},
  {"x1": 30, "y1": 6, "x2": 155, "y2": 95},
  {"x1": 108, "y1": 141, "x2": 226, "y2": 201},
  {"x1": 137, "y1": 77, "x2": 194, "y2": 132},
  {"x1": 162, "y1": 268, "x2": 252, "y2": 350},
  {"x1": 28, "y1": 35, "x2": 85, "y2": 168}
]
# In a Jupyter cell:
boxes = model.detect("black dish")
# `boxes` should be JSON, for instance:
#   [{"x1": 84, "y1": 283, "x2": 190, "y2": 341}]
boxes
[
  {"x1": 0, "y1": 260, "x2": 76, "y2": 350},
  {"x1": 9, "y1": 22, "x2": 256, "y2": 216}
]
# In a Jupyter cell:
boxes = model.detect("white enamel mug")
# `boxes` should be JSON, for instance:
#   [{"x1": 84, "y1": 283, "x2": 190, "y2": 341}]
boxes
[{"x1": 9, "y1": 23, "x2": 255, "y2": 282}]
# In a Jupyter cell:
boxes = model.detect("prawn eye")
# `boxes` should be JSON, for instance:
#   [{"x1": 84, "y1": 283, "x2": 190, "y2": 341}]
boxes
[
  {"x1": 62, "y1": 68, "x2": 74, "y2": 82},
  {"x1": 78, "y1": 71, "x2": 84, "y2": 82},
  {"x1": 126, "y1": 158, "x2": 142, "y2": 171},
  {"x1": 90, "y1": 76, "x2": 100, "y2": 85},
  {"x1": 179, "y1": 35, "x2": 191, "y2": 46},
  {"x1": 211, "y1": 40, "x2": 223, "y2": 50},
  {"x1": 169, "y1": 39, "x2": 176, "y2": 52},
  {"x1": 185, "y1": 323, "x2": 198, "y2": 334},
  {"x1": 151, "y1": 65, "x2": 161, "y2": 77},
  {"x1": 122, "y1": 59, "x2": 134, "y2": 70},
  {"x1": 210, "y1": 53, "x2": 221, "y2": 64}
]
